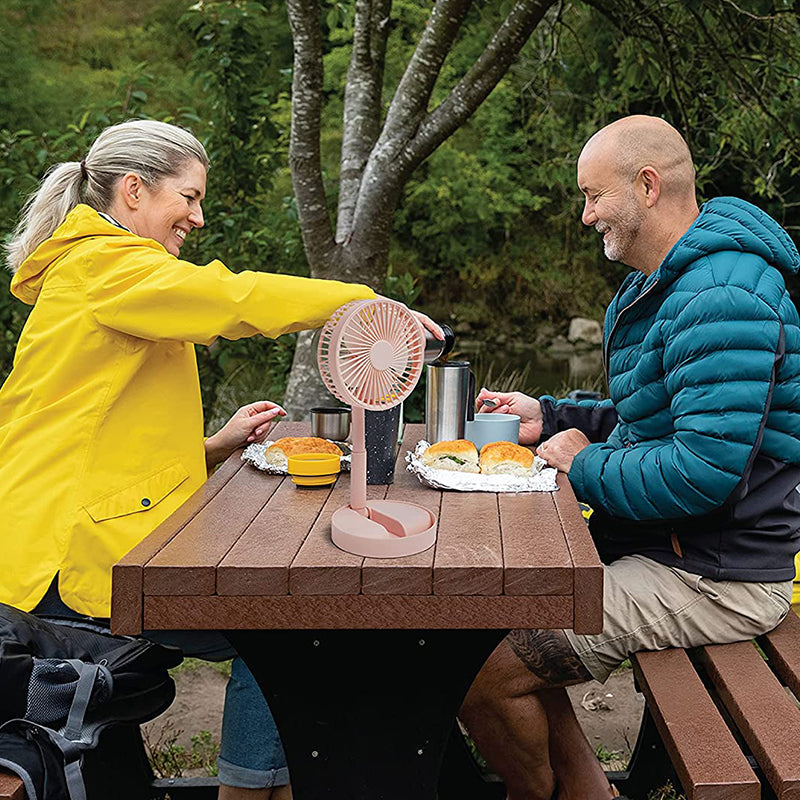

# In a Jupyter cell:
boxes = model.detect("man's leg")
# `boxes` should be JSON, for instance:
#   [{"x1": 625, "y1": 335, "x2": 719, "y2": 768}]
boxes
[{"x1": 460, "y1": 629, "x2": 614, "y2": 800}]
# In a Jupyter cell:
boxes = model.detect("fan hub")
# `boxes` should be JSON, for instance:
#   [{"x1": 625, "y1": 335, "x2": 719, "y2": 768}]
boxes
[{"x1": 370, "y1": 339, "x2": 395, "y2": 371}]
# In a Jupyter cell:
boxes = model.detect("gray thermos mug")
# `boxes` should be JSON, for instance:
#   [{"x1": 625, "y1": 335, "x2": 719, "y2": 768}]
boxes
[{"x1": 425, "y1": 361, "x2": 476, "y2": 443}]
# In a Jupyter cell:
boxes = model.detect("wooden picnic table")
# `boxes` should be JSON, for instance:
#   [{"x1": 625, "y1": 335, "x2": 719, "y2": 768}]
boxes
[{"x1": 111, "y1": 422, "x2": 603, "y2": 800}]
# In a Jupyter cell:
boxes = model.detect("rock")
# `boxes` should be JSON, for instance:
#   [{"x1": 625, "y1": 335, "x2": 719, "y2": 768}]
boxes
[
  {"x1": 568, "y1": 317, "x2": 603, "y2": 346},
  {"x1": 547, "y1": 335, "x2": 574, "y2": 355}
]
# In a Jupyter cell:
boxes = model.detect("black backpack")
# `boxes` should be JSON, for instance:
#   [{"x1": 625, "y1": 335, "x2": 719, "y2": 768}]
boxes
[{"x1": 0, "y1": 602, "x2": 182, "y2": 800}]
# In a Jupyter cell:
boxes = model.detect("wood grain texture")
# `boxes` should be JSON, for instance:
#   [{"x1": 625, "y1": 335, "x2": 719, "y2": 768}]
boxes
[
  {"x1": 144, "y1": 593, "x2": 572, "y2": 630},
  {"x1": 434, "y1": 490, "x2": 503, "y2": 596},
  {"x1": 289, "y1": 474, "x2": 388, "y2": 595},
  {"x1": 633, "y1": 649, "x2": 759, "y2": 800},
  {"x1": 0, "y1": 771, "x2": 24, "y2": 800},
  {"x1": 217, "y1": 477, "x2": 333, "y2": 595},
  {"x1": 700, "y1": 641, "x2": 800, "y2": 799},
  {"x1": 144, "y1": 464, "x2": 283, "y2": 596},
  {"x1": 500, "y1": 492, "x2": 572, "y2": 596},
  {"x1": 361, "y1": 423, "x2": 440, "y2": 596},
  {"x1": 110, "y1": 450, "x2": 243, "y2": 634},
  {"x1": 552, "y1": 473, "x2": 603, "y2": 634},
  {"x1": 758, "y1": 611, "x2": 800, "y2": 701}
]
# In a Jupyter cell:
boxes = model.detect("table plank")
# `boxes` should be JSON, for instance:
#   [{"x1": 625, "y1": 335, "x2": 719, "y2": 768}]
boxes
[
  {"x1": 217, "y1": 477, "x2": 334, "y2": 595},
  {"x1": 552, "y1": 473, "x2": 603, "y2": 634},
  {"x1": 500, "y1": 492, "x2": 573, "y2": 596},
  {"x1": 434, "y1": 491, "x2": 503, "y2": 596},
  {"x1": 289, "y1": 475, "x2": 388, "y2": 595},
  {"x1": 144, "y1": 464, "x2": 283, "y2": 596},
  {"x1": 144, "y1": 594, "x2": 573, "y2": 630},
  {"x1": 111, "y1": 451, "x2": 243, "y2": 635},
  {"x1": 362, "y1": 423, "x2": 441, "y2": 596}
]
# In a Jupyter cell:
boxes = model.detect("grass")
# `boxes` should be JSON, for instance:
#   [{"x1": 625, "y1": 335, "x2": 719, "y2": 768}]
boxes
[
  {"x1": 169, "y1": 656, "x2": 232, "y2": 678},
  {"x1": 646, "y1": 782, "x2": 686, "y2": 800},
  {"x1": 142, "y1": 720, "x2": 220, "y2": 778}
]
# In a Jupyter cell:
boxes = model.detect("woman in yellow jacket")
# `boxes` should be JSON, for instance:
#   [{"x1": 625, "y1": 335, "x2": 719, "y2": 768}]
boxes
[{"x1": 1, "y1": 119, "x2": 440, "y2": 800}]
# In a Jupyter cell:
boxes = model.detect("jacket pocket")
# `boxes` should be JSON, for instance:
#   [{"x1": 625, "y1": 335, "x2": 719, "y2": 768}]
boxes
[{"x1": 84, "y1": 461, "x2": 190, "y2": 522}]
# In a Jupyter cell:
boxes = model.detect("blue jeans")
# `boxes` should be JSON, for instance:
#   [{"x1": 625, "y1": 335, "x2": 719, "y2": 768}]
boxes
[{"x1": 32, "y1": 577, "x2": 289, "y2": 789}]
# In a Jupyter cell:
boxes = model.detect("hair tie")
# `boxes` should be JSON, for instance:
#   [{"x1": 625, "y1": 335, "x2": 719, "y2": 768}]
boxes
[{"x1": 79, "y1": 159, "x2": 88, "y2": 183}]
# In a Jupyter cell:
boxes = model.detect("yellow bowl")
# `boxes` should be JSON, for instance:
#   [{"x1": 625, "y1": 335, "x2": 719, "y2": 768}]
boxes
[{"x1": 287, "y1": 453, "x2": 341, "y2": 487}]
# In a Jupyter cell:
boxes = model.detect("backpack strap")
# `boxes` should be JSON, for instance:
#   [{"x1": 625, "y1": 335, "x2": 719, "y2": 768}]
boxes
[{"x1": 62, "y1": 661, "x2": 112, "y2": 743}]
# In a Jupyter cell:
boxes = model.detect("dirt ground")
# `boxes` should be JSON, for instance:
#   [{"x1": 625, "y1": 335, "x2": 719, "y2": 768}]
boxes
[{"x1": 143, "y1": 661, "x2": 645, "y2": 775}]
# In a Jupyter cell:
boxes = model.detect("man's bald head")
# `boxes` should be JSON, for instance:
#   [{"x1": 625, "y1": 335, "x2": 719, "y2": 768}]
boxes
[
  {"x1": 577, "y1": 116, "x2": 701, "y2": 274},
  {"x1": 580, "y1": 115, "x2": 696, "y2": 199}
]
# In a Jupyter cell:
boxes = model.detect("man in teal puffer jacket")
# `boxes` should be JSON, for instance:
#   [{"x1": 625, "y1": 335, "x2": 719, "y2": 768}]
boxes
[{"x1": 460, "y1": 115, "x2": 800, "y2": 800}]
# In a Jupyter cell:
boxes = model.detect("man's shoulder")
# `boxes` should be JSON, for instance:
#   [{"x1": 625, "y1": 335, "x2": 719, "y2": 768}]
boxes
[{"x1": 669, "y1": 249, "x2": 784, "y2": 301}]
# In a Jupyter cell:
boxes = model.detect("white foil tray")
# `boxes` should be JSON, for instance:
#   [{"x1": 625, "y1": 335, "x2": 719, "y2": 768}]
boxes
[
  {"x1": 406, "y1": 440, "x2": 558, "y2": 493},
  {"x1": 242, "y1": 440, "x2": 351, "y2": 474}
]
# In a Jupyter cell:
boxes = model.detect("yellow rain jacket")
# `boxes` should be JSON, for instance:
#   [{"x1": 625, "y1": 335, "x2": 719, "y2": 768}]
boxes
[{"x1": 0, "y1": 204, "x2": 375, "y2": 617}]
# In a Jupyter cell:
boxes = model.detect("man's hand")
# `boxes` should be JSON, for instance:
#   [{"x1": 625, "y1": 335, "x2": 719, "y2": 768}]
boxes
[
  {"x1": 536, "y1": 428, "x2": 590, "y2": 473},
  {"x1": 475, "y1": 388, "x2": 543, "y2": 445},
  {"x1": 205, "y1": 401, "x2": 286, "y2": 470}
]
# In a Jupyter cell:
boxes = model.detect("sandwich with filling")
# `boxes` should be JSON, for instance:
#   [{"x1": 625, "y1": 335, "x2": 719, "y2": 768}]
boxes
[
  {"x1": 479, "y1": 441, "x2": 534, "y2": 476},
  {"x1": 421, "y1": 440, "x2": 480, "y2": 473},
  {"x1": 264, "y1": 437, "x2": 343, "y2": 470}
]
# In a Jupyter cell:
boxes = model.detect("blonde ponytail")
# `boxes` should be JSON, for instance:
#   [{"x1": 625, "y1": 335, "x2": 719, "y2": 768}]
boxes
[
  {"x1": 5, "y1": 120, "x2": 208, "y2": 273},
  {"x1": 5, "y1": 162, "x2": 84, "y2": 273}
]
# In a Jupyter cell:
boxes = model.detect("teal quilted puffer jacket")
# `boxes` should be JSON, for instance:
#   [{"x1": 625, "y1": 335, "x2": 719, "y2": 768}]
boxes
[{"x1": 565, "y1": 197, "x2": 800, "y2": 580}]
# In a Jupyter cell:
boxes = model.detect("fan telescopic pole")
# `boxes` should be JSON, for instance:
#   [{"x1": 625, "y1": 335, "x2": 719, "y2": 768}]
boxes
[{"x1": 350, "y1": 406, "x2": 367, "y2": 513}]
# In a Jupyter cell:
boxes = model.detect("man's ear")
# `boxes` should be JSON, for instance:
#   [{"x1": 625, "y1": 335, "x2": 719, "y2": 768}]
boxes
[
  {"x1": 118, "y1": 172, "x2": 143, "y2": 211},
  {"x1": 639, "y1": 166, "x2": 661, "y2": 208}
]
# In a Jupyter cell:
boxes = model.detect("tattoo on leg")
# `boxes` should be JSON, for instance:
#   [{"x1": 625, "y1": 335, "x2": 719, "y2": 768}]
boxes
[{"x1": 507, "y1": 629, "x2": 592, "y2": 685}]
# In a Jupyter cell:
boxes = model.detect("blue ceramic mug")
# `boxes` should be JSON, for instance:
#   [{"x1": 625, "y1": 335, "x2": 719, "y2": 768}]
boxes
[{"x1": 464, "y1": 413, "x2": 521, "y2": 452}]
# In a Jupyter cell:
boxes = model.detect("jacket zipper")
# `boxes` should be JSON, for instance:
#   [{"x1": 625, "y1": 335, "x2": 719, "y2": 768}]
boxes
[{"x1": 603, "y1": 278, "x2": 661, "y2": 381}]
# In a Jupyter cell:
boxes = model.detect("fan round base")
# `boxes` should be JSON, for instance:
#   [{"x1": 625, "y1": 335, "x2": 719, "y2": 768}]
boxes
[{"x1": 331, "y1": 501, "x2": 437, "y2": 558}]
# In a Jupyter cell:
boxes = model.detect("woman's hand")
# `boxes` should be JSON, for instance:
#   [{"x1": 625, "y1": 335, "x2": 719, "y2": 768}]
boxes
[
  {"x1": 374, "y1": 295, "x2": 444, "y2": 340},
  {"x1": 475, "y1": 388, "x2": 544, "y2": 445},
  {"x1": 205, "y1": 401, "x2": 286, "y2": 471}
]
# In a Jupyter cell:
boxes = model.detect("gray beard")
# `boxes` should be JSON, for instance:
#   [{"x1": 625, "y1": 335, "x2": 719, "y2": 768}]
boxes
[{"x1": 600, "y1": 201, "x2": 645, "y2": 263}]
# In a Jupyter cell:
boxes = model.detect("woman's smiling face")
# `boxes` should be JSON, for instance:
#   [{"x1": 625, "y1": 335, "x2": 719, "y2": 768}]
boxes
[{"x1": 130, "y1": 159, "x2": 207, "y2": 256}]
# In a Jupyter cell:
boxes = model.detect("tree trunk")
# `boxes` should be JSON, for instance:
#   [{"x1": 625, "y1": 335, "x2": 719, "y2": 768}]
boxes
[{"x1": 282, "y1": 0, "x2": 558, "y2": 418}]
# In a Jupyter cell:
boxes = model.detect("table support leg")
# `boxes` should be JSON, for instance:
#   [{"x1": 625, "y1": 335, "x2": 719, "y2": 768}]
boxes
[{"x1": 228, "y1": 629, "x2": 506, "y2": 800}]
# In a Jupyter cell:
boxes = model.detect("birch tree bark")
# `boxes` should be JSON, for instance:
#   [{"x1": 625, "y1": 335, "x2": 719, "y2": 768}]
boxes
[{"x1": 282, "y1": 0, "x2": 557, "y2": 418}]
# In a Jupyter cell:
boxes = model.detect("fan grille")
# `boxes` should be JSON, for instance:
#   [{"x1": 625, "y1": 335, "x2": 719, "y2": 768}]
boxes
[{"x1": 318, "y1": 299, "x2": 424, "y2": 410}]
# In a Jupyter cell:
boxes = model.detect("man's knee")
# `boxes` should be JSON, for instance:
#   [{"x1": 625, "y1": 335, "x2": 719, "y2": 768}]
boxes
[{"x1": 466, "y1": 629, "x2": 591, "y2": 713}]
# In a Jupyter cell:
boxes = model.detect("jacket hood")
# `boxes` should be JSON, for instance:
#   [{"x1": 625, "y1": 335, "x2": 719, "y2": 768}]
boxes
[
  {"x1": 11, "y1": 205, "x2": 135, "y2": 305},
  {"x1": 660, "y1": 196, "x2": 800, "y2": 286}
]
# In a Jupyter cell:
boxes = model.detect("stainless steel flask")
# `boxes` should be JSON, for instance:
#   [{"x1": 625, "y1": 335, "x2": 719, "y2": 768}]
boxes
[{"x1": 425, "y1": 361, "x2": 475, "y2": 443}]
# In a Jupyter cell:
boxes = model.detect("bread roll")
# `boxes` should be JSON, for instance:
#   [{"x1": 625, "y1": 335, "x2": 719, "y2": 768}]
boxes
[
  {"x1": 421, "y1": 440, "x2": 480, "y2": 473},
  {"x1": 479, "y1": 441, "x2": 534, "y2": 476},
  {"x1": 265, "y1": 437, "x2": 343, "y2": 470}
]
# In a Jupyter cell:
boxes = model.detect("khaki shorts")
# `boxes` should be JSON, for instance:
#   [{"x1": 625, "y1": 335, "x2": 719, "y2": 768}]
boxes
[{"x1": 564, "y1": 554, "x2": 793, "y2": 683}]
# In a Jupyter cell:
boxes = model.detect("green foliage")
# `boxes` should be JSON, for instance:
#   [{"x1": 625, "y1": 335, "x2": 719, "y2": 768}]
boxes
[
  {"x1": 2, "y1": 0, "x2": 800, "y2": 405},
  {"x1": 646, "y1": 782, "x2": 686, "y2": 800},
  {"x1": 594, "y1": 743, "x2": 625, "y2": 765},
  {"x1": 143, "y1": 721, "x2": 220, "y2": 779}
]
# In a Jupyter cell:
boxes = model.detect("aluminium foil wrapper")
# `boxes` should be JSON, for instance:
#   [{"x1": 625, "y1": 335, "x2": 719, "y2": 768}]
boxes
[{"x1": 406, "y1": 440, "x2": 558, "y2": 493}]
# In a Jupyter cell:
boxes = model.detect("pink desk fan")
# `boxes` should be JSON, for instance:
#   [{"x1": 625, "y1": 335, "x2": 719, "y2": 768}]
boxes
[{"x1": 318, "y1": 298, "x2": 437, "y2": 558}]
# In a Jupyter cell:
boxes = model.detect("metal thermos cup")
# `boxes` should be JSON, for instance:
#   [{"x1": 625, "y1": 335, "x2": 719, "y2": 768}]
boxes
[
  {"x1": 425, "y1": 361, "x2": 476, "y2": 443},
  {"x1": 423, "y1": 323, "x2": 455, "y2": 364}
]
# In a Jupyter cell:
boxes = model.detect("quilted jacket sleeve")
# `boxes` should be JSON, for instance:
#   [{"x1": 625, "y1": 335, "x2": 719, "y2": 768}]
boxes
[
  {"x1": 85, "y1": 238, "x2": 375, "y2": 345},
  {"x1": 568, "y1": 283, "x2": 784, "y2": 519}
]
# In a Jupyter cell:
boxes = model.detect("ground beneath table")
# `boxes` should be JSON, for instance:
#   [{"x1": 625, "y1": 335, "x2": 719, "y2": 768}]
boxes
[{"x1": 143, "y1": 660, "x2": 644, "y2": 778}]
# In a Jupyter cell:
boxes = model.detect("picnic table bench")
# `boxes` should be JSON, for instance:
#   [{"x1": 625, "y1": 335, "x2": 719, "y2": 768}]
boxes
[{"x1": 602, "y1": 609, "x2": 800, "y2": 800}]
